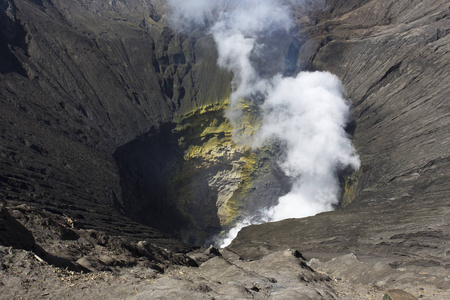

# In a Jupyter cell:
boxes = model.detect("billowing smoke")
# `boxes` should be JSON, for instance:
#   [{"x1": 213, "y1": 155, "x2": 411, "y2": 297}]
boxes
[
  {"x1": 257, "y1": 72, "x2": 360, "y2": 220},
  {"x1": 167, "y1": 0, "x2": 360, "y2": 247}
]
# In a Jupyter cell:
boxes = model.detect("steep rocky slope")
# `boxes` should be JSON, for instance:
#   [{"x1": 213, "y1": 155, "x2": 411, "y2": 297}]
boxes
[
  {"x1": 311, "y1": 0, "x2": 450, "y2": 208},
  {"x1": 0, "y1": 0, "x2": 234, "y2": 243},
  {"x1": 229, "y1": 0, "x2": 450, "y2": 294},
  {"x1": 231, "y1": 0, "x2": 450, "y2": 243},
  {"x1": 1, "y1": 0, "x2": 291, "y2": 244}
]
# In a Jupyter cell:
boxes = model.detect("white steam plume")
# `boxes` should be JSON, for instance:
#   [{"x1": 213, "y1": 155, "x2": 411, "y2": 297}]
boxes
[
  {"x1": 257, "y1": 72, "x2": 360, "y2": 222},
  {"x1": 167, "y1": 0, "x2": 360, "y2": 247}
]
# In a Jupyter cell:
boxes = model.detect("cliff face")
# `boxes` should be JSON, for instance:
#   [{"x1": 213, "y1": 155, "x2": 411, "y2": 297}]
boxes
[
  {"x1": 113, "y1": 100, "x2": 291, "y2": 244},
  {"x1": 0, "y1": 0, "x2": 234, "y2": 242},
  {"x1": 1, "y1": 0, "x2": 296, "y2": 244},
  {"x1": 309, "y1": 0, "x2": 450, "y2": 208},
  {"x1": 230, "y1": 0, "x2": 450, "y2": 286}
]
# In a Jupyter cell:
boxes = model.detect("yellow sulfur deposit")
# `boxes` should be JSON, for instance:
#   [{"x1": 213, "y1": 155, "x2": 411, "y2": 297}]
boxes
[{"x1": 170, "y1": 99, "x2": 265, "y2": 228}]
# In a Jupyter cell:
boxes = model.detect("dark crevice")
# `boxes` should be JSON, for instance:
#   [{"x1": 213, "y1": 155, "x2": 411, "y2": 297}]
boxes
[
  {"x1": 0, "y1": 1, "x2": 28, "y2": 76},
  {"x1": 358, "y1": 104, "x2": 373, "y2": 118},
  {"x1": 356, "y1": 61, "x2": 402, "y2": 106},
  {"x1": 113, "y1": 123, "x2": 193, "y2": 241},
  {"x1": 163, "y1": 77, "x2": 174, "y2": 99},
  {"x1": 29, "y1": 0, "x2": 44, "y2": 7},
  {"x1": 284, "y1": 36, "x2": 302, "y2": 76},
  {"x1": 308, "y1": 36, "x2": 334, "y2": 72},
  {"x1": 379, "y1": 62, "x2": 402, "y2": 82}
]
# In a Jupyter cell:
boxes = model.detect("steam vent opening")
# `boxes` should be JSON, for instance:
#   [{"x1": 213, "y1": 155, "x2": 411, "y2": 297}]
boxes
[{"x1": 113, "y1": 104, "x2": 292, "y2": 246}]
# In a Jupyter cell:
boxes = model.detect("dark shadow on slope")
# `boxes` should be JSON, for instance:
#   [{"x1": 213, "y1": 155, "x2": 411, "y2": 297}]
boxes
[
  {"x1": 113, "y1": 123, "x2": 198, "y2": 241},
  {"x1": 0, "y1": 0, "x2": 28, "y2": 76},
  {"x1": 0, "y1": 200, "x2": 89, "y2": 272}
]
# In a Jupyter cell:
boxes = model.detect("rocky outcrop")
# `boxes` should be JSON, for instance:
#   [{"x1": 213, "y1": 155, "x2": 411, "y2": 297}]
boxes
[
  {"x1": 131, "y1": 249, "x2": 337, "y2": 299},
  {"x1": 114, "y1": 100, "x2": 290, "y2": 244},
  {"x1": 0, "y1": 201, "x2": 198, "y2": 273}
]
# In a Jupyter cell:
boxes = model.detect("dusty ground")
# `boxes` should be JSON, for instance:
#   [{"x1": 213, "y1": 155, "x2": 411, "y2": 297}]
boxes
[
  {"x1": 0, "y1": 246, "x2": 164, "y2": 300},
  {"x1": 2, "y1": 245, "x2": 449, "y2": 299},
  {"x1": 1, "y1": 202, "x2": 449, "y2": 299}
]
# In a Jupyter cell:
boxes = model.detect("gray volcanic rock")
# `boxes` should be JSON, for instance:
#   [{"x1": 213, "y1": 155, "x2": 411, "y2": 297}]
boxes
[
  {"x1": 1, "y1": 201, "x2": 198, "y2": 273},
  {"x1": 132, "y1": 249, "x2": 337, "y2": 299},
  {"x1": 229, "y1": 0, "x2": 450, "y2": 294},
  {"x1": 0, "y1": 0, "x2": 229, "y2": 250},
  {"x1": 1, "y1": 0, "x2": 289, "y2": 246},
  {"x1": 309, "y1": 0, "x2": 450, "y2": 208}
]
